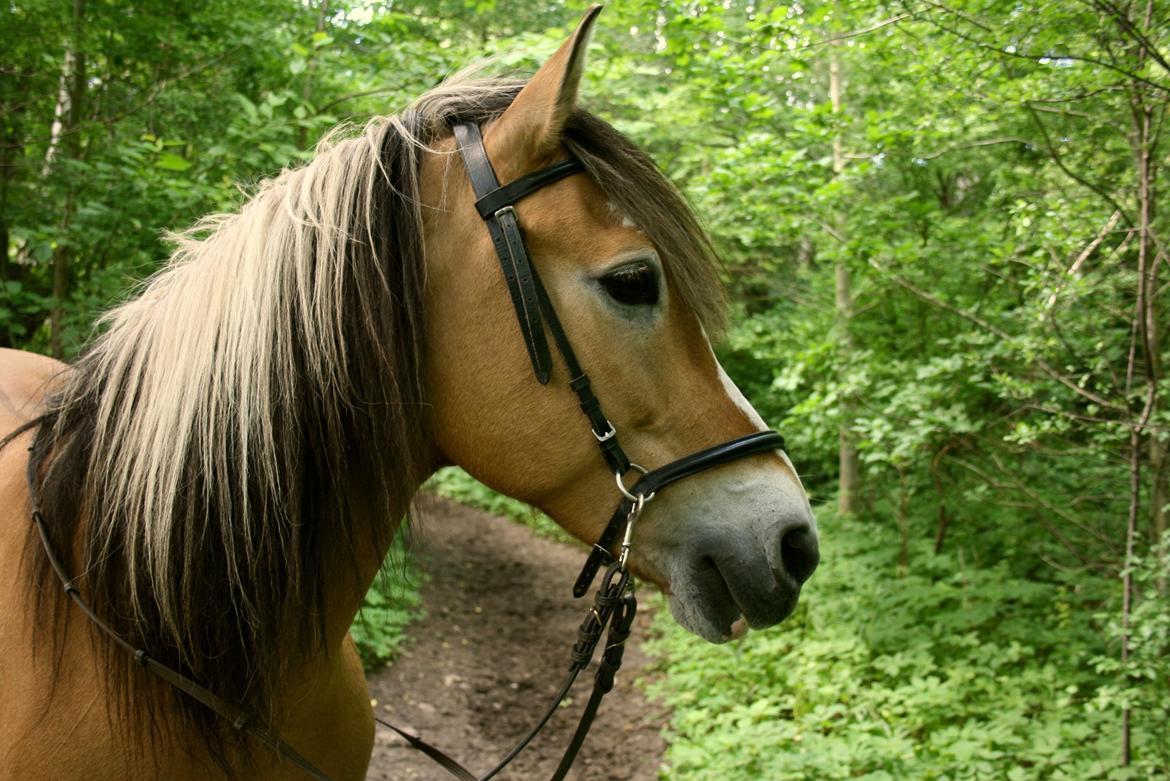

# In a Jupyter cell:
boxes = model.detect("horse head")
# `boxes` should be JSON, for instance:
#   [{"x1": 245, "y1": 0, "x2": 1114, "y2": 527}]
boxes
[{"x1": 421, "y1": 8, "x2": 819, "y2": 643}]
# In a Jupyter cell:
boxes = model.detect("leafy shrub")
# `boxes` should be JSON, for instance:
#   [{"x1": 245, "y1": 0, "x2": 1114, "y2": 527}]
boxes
[
  {"x1": 425, "y1": 466, "x2": 575, "y2": 544},
  {"x1": 350, "y1": 469, "x2": 577, "y2": 671},
  {"x1": 646, "y1": 512, "x2": 1169, "y2": 781},
  {"x1": 351, "y1": 535, "x2": 424, "y2": 670}
]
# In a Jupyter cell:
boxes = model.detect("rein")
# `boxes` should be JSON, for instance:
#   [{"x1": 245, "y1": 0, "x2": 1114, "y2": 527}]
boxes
[{"x1": 27, "y1": 120, "x2": 787, "y2": 780}]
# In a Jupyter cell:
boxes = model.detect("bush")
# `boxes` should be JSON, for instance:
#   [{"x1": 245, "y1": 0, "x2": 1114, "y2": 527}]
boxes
[
  {"x1": 351, "y1": 534, "x2": 424, "y2": 670},
  {"x1": 646, "y1": 511, "x2": 1168, "y2": 781},
  {"x1": 425, "y1": 466, "x2": 575, "y2": 544}
]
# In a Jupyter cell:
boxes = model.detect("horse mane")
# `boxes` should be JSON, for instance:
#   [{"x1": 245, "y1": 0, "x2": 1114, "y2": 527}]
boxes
[{"x1": 22, "y1": 73, "x2": 725, "y2": 767}]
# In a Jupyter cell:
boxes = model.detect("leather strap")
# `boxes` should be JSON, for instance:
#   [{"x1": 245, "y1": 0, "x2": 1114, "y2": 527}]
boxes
[
  {"x1": 550, "y1": 591, "x2": 636, "y2": 781},
  {"x1": 30, "y1": 508, "x2": 334, "y2": 781},
  {"x1": 374, "y1": 719, "x2": 477, "y2": 781},
  {"x1": 472, "y1": 160, "x2": 585, "y2": 220},
  {"x1": 573, "y1": 430, "x2": 786, "y2": 598},
  {"x1": 453, "y1": 122, "x2": 555, "y2": 384},
  {"x1": 452, "y1": 122, "x2": 630, "y2": 475}
]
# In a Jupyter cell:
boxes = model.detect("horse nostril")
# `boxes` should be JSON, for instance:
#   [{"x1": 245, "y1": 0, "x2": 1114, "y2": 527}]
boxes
[{"x1": 780, "y1": 526, "x2": 819, "y2": 585}]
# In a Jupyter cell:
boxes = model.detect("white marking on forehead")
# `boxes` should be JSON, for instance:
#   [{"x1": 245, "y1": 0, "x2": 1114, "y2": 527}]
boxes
[{"x1": 607, "y1": 200, "x2": 640, "y2": 231}]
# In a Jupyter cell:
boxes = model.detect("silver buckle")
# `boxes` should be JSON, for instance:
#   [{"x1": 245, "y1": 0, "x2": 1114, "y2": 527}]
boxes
[
  {"x1": 593, "y1": 419, "x2": 616, "y2": 442},
  {"x1": 494, "y1": 205, "x2": 516, "y2": 221}
]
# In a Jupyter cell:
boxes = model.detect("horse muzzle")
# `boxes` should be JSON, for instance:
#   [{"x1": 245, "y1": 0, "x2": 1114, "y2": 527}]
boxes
[{"x1": 640, "y1": 485, "x2": 819, "y2": 643}]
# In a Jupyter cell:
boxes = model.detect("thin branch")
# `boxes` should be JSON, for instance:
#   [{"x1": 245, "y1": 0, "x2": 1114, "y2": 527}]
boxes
[
  {"x1": 1045, "y1": 211, "x2": 1124, "y2": 307},
  {"x1": 918, "y1": 136, "x2": 1033, "y2": 160},
  {"x1": 868, "y1": 257, "x2": 1126, "y2": 412},
  {"x1": 948, "y1": 454, "x2": 1115, "y2": 554},
  {"x1": 1028, "y1": 103, "x2": 1096, "y2": 119},
  {"x1": 1025, "y1": 103, "x2": 1134, "y2": 224},
  {"x1": 5, "y1": 44, "x2": 244, "y2": 154},
  {"x1": 916, "y1": 0, "x2": 993, "y2": 32},
  {"x1": 1021, "y1": 402, "x2": 1153, "y2": 429},
  {"x1": 815, "y1": 219, "x2": 847, "y2": 243},
  {"x1": 1091, "y1": 0, "x2": 1170, "y2": 77},
  {"x1": 905, "y1": 1, "x2": 1170, "y2": 94},
  {"x1": 986, "y1": 450, "x2": 1117, "y2": 545},
  {"x1": 315, "y1": 86, "x2": 402, "y2": 114},
  {"x1": 787, "y1": 14, "x2": 912, "y2": 52},
  {"x1": 1026, "y1": 86, "x2": 1126, "y2": 103}
]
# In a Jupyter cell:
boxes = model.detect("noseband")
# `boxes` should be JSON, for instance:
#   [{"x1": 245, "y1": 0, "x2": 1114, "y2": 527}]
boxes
[{"x1": 28, "y1": 121, "x2": 788, "y2": 781}]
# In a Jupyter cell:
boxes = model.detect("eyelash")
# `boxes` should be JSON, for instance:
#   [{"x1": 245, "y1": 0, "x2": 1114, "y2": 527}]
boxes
[{"x1": 600, "y1": 263, "x2": 659, "y2": 307}]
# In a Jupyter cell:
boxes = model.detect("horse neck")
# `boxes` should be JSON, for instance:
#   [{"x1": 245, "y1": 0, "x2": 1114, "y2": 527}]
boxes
[{"x1": 317, "y1": 492, "x2": 419, "y2": 650}]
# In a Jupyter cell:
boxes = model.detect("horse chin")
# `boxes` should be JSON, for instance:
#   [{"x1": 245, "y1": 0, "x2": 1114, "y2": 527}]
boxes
[
  {"x1": 667, "y1": 593, "x2": 741, "y2": 644},
  {"x1": 658, "y1": 551, "x2": 803, "y2": 644}
]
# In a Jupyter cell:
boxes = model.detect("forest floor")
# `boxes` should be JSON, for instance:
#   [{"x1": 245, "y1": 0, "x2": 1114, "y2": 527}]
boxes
[{"x1": 365, "y1": 497, "x2": 668, "y2": 781}]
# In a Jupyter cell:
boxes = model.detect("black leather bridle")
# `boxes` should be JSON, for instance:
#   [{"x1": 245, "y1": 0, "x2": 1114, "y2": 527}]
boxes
[
  {"x1": 449, "y1": 121, "x2": 786, "y2": 600},
  {"x1": 28, "y1": 120, "x2": 788, "y2": 781}
]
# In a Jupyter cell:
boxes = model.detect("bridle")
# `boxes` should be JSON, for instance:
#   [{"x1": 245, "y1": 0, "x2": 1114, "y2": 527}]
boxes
[
  {"x1": 449, "y1": 120, "x2": 786, "y2": 597},
  {"x1": 28, "y1": 119, "x2": 788, "y2": 781}
]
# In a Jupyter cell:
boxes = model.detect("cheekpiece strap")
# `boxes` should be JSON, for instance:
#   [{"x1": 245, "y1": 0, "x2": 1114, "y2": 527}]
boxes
[
  {"x1": 452, "y1": 121, "x2": 631, "y2": 476},
  {"x1": 453, "y1": 122, "x2": 553, "y2": 384}
]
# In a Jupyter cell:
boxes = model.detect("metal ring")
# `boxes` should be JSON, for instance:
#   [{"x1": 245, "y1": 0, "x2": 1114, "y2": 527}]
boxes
[{"x1": 615, "y1": 463, "x2": 649, "y2": 503}]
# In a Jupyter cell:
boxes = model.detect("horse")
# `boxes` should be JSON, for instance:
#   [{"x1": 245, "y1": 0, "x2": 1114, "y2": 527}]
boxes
[{"x1": 0, "y1": 8, "x2": 818, "y2": 780}]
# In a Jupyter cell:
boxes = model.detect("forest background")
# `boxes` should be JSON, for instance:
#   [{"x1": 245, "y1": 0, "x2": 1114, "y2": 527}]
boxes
[{"x1": 2, "y1": 1, "x2": 1168, "y2": 778}]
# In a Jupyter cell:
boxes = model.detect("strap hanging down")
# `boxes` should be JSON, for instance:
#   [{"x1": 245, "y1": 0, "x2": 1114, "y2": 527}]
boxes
[
  {"x1": 573, "y1": 430, "x2": 787, "y2": 598},
  {"x1": 29, "y1": 508, "x2": 334, "y2": 781}
]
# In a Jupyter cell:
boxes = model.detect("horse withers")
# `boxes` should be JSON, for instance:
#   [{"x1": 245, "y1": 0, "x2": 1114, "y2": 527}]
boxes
[{"x1": 0, "y1": 8, "x2": 817, "y2": 779}]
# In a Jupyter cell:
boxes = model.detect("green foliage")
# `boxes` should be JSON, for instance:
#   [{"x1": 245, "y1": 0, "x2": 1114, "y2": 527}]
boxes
[
  {"x1": 5, "y1": 2, "x2": 1168, "y2": 777},
  {"x1": 351, "y1": 534, "x2": 424, "y2": 671},
  {"x1": 1090, "y1": 537, "x2": 1170, "y2": 767},
  {"x1": 426, "y1": 467, "x2": 575, "y2": 545},
  {"x1": 647, "y1": 512, "x2": 1168, "y2": 781}
]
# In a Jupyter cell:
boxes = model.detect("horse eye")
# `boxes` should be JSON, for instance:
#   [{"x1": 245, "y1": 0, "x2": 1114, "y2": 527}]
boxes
[{"x1": 600, "y1": 263, "x2": 659, "y2": 306}]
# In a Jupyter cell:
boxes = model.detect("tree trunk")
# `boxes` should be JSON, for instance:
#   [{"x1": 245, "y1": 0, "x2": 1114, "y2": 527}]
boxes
[
  {"x1": 48, "y1": 0, "x2": 86, "y2": 357},
  {"x1": 297, "y1": 0, "x2": 330, "y2": 150},
  {"x1": 1121, "y1": 0, "x2": 1160, "y2": 763},
  {"x1": 830, "y1": 38, "x2": 860, "y2": 516}
]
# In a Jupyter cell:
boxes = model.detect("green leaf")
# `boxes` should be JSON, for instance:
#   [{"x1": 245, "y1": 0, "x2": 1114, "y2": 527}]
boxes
[{"x1": 154, "y1": 152, "x2": 192, "y2": 172}]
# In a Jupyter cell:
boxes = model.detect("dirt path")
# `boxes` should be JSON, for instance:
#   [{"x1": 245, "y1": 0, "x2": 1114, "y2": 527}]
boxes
[{"x1": 365, "y1": 497, "x2": 668, "y2": 781}]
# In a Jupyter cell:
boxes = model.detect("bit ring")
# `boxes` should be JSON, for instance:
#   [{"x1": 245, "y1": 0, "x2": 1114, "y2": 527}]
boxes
[{"x1": 615, "y1": 464, "x2": 651, "y2": 503}]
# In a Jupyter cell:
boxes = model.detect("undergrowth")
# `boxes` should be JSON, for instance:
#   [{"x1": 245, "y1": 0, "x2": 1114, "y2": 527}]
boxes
[
  {"x1": 351, "y1": 468, "x2": 574, "y2": 670},
  {"x1": 425, "y1": 466, "x2": 575, "y2": 545},
  {"x1": 351, "y1": 533, "x2": 424, "y2": 670},
  {"x1": 645, "y1": 512, "x2": 1170, "y2": 781}
]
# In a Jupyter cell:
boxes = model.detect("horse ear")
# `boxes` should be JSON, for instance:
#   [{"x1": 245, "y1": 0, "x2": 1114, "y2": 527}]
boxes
[{"x1": 486, "y1": 5, "x2": 602, "y2": 164}]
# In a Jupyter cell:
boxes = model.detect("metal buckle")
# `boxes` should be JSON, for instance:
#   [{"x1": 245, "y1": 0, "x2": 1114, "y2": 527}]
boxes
[
  {"x1": 593, "y1": 419, "x2": 616, "y2": 442},
  {"x1": 494, "y1": 205, "x2": 516, "y2": 221}
]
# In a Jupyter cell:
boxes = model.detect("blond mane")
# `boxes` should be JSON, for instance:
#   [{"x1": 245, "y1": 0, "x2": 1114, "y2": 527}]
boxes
[{"x1": 23, "y1": 73, "x2": 725, "y2": 761}]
